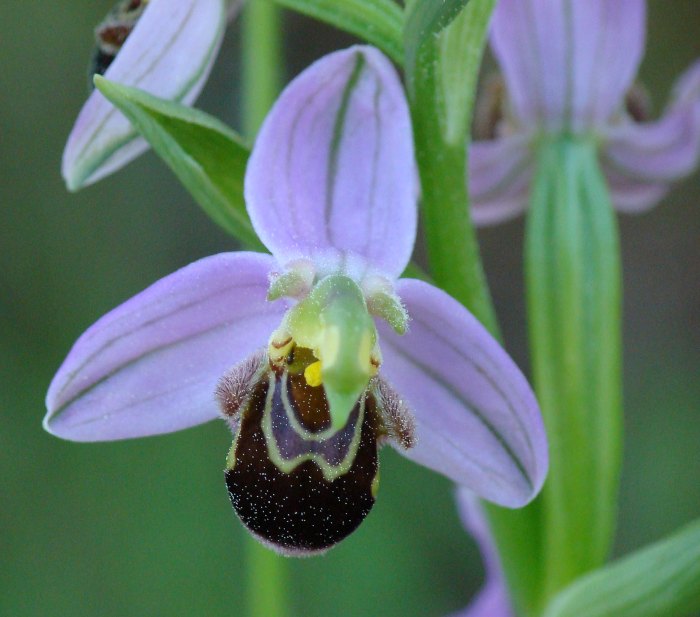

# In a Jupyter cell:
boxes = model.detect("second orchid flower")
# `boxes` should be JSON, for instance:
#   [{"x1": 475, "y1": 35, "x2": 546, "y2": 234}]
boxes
[{"x1": 470, "y1": 0, "x2": 700, "y2": 224}]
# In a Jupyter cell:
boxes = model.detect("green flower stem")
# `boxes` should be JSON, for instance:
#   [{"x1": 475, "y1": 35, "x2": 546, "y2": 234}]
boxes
[
  {"x1": 415, "y1": 139, "x2": 500, "y2": 336},
  {"x1": 526, "y1": 137, "x2": 622, "y2": 599},
  {"x1": 242, "y1": 0, "x2": 283, "y2": 137},
  {"x1": 485, "y1": 503, "x2": 545, "y2": 617},
  {"x1": 246, "y1": 537, "x2": 290, "y2": 617},
  {"x1": 405, "y1": 4, "x2": 550, "y2": 615},
  {"x1": 406, "y1": 0, "x2": 499, "y2": 337},
  {"x1": 242, "y1": 5, "x2": 288, "y2": 617}
]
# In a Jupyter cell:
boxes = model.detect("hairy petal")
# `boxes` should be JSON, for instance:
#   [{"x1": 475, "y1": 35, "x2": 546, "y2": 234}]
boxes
[
  {"x1": 491, "y1": 0, "x2": 645, "y2": 131},
  {"x1": 378, "y1": 280, "x2": 548, "y2": 507},
  {"x1": 602, "y1": 59, "x2": 700, "y2": 211},
  {"x1": 45, "y1": 253, "x2": 286, "y2": 441},
  {"x1": 447, "y1": 490, "x2": 513, "y2": 617},
  {"x1": 62, "y1": 0, "x2": 227, "y2": 190},
  {"x1": 469, "y1": 135, "x2": 532, "y2": 226},
  {"x1": 246, "y1": 45, "x2": 417, "y2": 279}
]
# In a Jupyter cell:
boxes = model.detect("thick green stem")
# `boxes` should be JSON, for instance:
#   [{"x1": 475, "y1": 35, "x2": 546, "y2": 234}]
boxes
[
  {"x1": 485, "y1": 503, "x2": 545, "y2": 617},
  {"x1": 406, "y1": 4, "x2": 550, "y2": 615},
  {"x1": 526, "y1": 137, "x2": 622, "y2": 599},
  {"x1": 242, "y1": 0, "x2": 283, "y2": 137},
  {"x1": 407, "y1": 0, "x2": 499, "y2": 336},
  {"x1": 242, "y1": 4, "x2": 288, "y2": 617},
  {"x1": 415, "y1": 138, "x2": 501, "y2": 336},
  {"x1": 246, "y1": 538, "x2": 290, "y2": 617}
]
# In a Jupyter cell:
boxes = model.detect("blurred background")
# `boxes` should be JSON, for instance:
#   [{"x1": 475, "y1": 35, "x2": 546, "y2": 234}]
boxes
[{"x1": 1, "y1": 1, "x2": 698, "y2": 615}]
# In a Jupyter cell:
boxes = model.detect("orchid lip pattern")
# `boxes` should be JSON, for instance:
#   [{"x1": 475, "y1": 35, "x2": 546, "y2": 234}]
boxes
[
  {"x1": 470, "y1": 0, "x2": 700, "y2": 225},
  {"x1": 62, "y1": 0, "x2": 229, "y2": 191},
  {"x1": 45, "y1": 46, "x2": 548, "y2": 553}
]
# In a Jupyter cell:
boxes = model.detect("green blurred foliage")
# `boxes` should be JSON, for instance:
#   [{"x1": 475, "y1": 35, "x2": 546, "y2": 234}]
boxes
[{"x1": 0, "y1": 1, "x2": 698, "y2": 616}]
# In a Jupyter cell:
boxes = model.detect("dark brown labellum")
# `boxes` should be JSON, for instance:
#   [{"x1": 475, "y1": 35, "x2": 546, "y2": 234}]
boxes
[
  {"x1": 224, "y1": 366, "x2": 383, "y2": 556},
  {"x1": 88, "y1": 0, "x2": 147, "y2": 88}
]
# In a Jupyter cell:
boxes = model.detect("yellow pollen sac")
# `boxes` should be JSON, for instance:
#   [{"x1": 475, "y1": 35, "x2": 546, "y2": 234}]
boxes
[{"x1": 304, "y1": 361, "x2": 323, "y2": 387}]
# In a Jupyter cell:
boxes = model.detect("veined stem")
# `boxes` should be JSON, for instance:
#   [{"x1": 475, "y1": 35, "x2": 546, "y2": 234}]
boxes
[
  {"x1": 242, "y1": 0, "x2": 283, "y2": 137},
  {"x1": 526, "y1": 137, "x2": 622, "y2": 600},
  {"x1": 241, "y1": 4, "x2": 288, "y2": 617}
]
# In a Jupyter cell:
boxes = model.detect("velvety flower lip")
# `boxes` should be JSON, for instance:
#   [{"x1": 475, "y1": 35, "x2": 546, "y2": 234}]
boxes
[
  {"x1": 46, "y1": 46, "x2": 548, "y2": 509},
  {"x1": 61, "y1": 0, "x2": 229, "y2": 191},
  {"x1": 446, "y1": 489, "x2": 513, "y2": 617},
  {"x1": 470, "y1": 0, "x2": 700, "y2": 225}
]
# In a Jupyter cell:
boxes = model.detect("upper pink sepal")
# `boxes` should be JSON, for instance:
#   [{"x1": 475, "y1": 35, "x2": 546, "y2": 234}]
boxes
[{"x1": 245, "y1": 46, "x2": 417, "y2": 279}]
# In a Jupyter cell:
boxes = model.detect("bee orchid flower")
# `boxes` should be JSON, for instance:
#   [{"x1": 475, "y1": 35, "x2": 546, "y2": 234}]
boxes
[
  {"x1": 470, "y1": 0, "x2": 700, "y2": 225},
  {"x1": 62, "y1": 0, "x2": 231, "y2": 191},
  {"x1": 45, "y1": 46, "x2": 548, "y2": 555}
]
